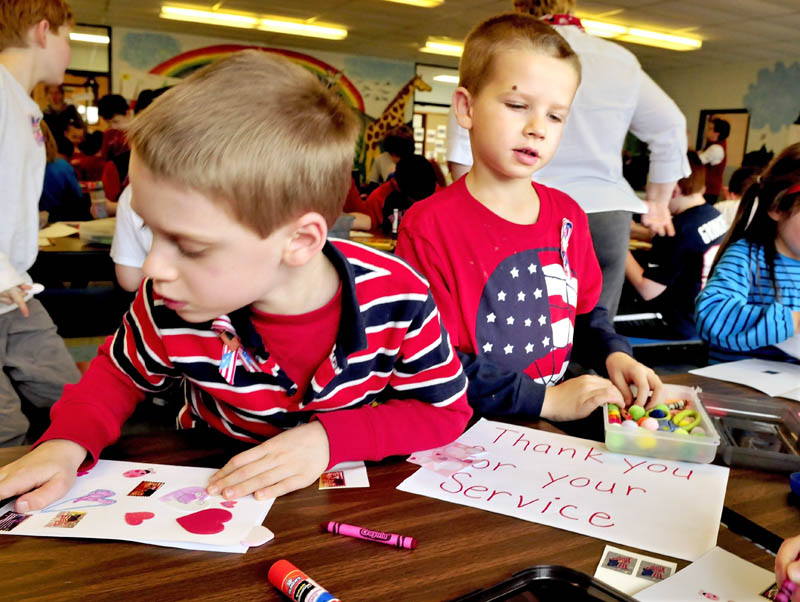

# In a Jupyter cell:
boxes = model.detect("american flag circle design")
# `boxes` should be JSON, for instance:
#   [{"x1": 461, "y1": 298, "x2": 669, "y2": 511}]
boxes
[{"x1": 474, "y1": 248, "x2": 578, "y2": 386}]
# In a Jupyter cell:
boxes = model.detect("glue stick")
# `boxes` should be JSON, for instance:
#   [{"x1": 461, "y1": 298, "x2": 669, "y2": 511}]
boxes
[{"x1": 268, "y1": 559, "x2": 341, "y2": 602}]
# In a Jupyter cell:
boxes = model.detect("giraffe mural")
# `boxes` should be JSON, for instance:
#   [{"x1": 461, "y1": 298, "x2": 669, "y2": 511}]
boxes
[{"x1": 361, "y1": 75, "x2": 432, "y2": 178}]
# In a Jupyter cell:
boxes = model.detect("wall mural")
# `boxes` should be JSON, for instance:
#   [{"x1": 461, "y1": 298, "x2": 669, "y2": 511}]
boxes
[
  {"x1": 114, "y1": 28, "x2": 418, "y2": 177},
  {"x1": 742, "y1": 61, "x2": 800, "y2": 134}
]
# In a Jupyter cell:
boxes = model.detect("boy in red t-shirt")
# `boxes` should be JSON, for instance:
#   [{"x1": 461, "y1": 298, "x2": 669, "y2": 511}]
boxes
[{"x1": 396, "y1": 13, "x2": 662, "y2": 421}]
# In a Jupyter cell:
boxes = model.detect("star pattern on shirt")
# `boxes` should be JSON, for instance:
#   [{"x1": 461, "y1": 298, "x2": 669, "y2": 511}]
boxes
[
  {"x1": 487, "y1": 313, "x2": 496, "y2": 323},
  {"x1": 483, "y1": 342, "x2": 493, "y2": 353},
  {"x1": 538, "y1": 314, "x2": 547, "y2": 326},
  {"x1": 504, "y1": 344, "x2": 514, "y2": 354},
  {"x1": 533, "y1": 288, "x2": 543, "y2": 299},
  {"x1": 510, "y1": 267, "x2": 519, "y2": 279},
  {"x1": 517, "y1": 291, "x2": 526, "y2": 302},
  {"x1": 524, "y1": 318, "x2": 532, "y2": 327},
  {"x1": 525, "y1": 342, "x2": 535, "y2": 353},
  {"x1": 528, "y1": 263, "x2": 537, "y2": 274},
  {"x1": 506, "y1": 316, "x2": 515, "y2": 325},
  {"x1": 497, "y1": 291, "x2": 507, "y2": 301}
]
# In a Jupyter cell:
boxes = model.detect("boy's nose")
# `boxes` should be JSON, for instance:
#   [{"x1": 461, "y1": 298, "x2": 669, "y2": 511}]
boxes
[
  {"x1": 524, "y1": 114, "x2": 546, "y2": 138},
  {"x1": 142, "y1": 245, "x2": 177, "y2": 282}
]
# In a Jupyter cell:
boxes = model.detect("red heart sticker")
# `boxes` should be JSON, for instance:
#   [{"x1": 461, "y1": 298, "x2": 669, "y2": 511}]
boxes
[
  {"x1": 176, "y1": 508, "x2": 232, "y2": 535},
  {"x1": 125, "y1": 512, "x2": 155, "y2": 526}
]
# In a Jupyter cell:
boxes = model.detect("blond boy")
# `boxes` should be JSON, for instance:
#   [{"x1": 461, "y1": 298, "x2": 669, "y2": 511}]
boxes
[
  {"x1": 396, "y1": 14, "x2": 662, "y2": 421},
  {"x1": 0, "y1": 50, "x2": 471, "y2": 512},
  {"x1": 0, "y1": 0, "x2": 80, "y2": 446}
]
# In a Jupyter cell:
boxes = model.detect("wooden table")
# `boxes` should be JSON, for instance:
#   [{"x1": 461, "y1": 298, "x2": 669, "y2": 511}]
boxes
[
  {"x1": 349, "y1": 231, "x2": 397, "y2": 252},
  {"x1": 0, "y1": 376, "x2": 788, "y2": 601},
  {"x1": 32, "y1": 235, "x2": 115, "y2": 287}
]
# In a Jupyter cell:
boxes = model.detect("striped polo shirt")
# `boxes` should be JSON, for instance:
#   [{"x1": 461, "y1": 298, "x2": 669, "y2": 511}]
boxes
[{"x1": 42, "y1": 240, "x2": 471, "y2": 466}]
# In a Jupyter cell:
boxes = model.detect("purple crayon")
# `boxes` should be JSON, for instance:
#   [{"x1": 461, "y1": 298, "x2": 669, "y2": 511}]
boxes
[{"x1": 324, "y1": 521, "x2": 418, "y2": 549}]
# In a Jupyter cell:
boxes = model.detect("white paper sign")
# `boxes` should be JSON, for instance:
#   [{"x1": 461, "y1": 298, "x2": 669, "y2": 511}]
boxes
[
  {"x1": 398, "y1": 419, "x2": 729, "y2": 560},
  {"x1": 635, "y1": 547, "x2": 777, "y2": 601},
  {"x1": 690, "y1": 358, "x2": 800, "y2": 401},
  {"x1": 0, "y1": 460, "x2": 274, "y2": 553}
]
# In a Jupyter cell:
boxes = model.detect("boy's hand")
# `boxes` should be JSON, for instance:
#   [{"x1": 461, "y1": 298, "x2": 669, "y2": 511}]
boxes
[
  {"x1": 540, "y1": 375, "x2": 624, "y2": 421},
  {"x1": 606, "y1": 352, "x2": 663, "y2": 408},
  {"x1": 0, "y1": 284, "x2": 32, "y2": 317},
  {"x1": 0, "y1": 440, "x2": 88, "y2": 513},
  {"x1": 776, "y1": 534, "x2": 800, "y2": 601},
  {"x1": 207, "y1": 421, "x2": 330, "y2": 501}
]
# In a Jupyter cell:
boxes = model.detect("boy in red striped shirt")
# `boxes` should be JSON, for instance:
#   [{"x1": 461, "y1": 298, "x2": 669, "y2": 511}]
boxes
[{"x1": 0, "y1": 50, "x2": 471, "y2": 512}]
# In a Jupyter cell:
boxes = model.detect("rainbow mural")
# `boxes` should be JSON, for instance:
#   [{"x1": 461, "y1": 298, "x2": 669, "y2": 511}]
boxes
[{"x1": 149, "y1": 44, "x2": 365, "y2": 113}]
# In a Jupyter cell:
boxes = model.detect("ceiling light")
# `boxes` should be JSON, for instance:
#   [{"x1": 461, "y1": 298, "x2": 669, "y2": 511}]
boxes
[
  {"x1": 576, "y1": 15, "x2": 701, "y2": 51},
  {"x1": 258, "y1": 18, "x2": 347, "y2": 40},
  {"x1": 69, "y1": 32, "x2": 110, "y2": 44},
  {"x1": 580, "y1": 19, "x2": 626, "y2": 39},
  {"x1": 160, "y1": 5, "x2": 347, "y2": 40},
  {"x1": 383, "y1": 0, "x2": 444, "y2": 6},
  {"x1": 420, "y1": 38, "x2": 463, "y2": 57},
  {"x1": 433, "y1": 74, "x2": 459, "y2": 84}
]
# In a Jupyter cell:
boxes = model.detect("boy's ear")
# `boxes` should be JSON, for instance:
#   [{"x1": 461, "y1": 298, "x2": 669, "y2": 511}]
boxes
[
  {"x1": 282, "y1": 212, "x2": 328, "y2": 267},
  {"x1": 452, "y1": 87, "x2": 474, "y2": 130},
  {"x1": 767, "y1": 207, "x2": 783, "y2": 223},
  {"x1": 31, "y1": 19, "x2": 51, "y2": 48}
]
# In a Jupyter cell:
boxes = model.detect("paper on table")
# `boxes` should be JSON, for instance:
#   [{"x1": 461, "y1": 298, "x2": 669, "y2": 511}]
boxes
[
  {"x1": 0, "y1": 460, "x2": 274, "y2": 554},
  {"x1": 634, "y1": 547, "x2": 777, "y2": 601},
  {"x1": 776, "y1": 333, "x2": 800, "y2": 360},
  {"x1": 398, "y1": 419, "x2": 728, "y2": 561},
  {"x1": 38, "y1": 222, "x2": 80, "y2": 238},
  {"x1": 594, "y1": 545, "x2": 677, "y2": 595},
  {"x1": 690, "y1": 359, "x2": 800, "y2": 401}
]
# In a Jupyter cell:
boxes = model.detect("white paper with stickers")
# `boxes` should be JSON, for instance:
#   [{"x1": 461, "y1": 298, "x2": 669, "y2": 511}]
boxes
[
  {"x1": 398, "y1": 419, "x2": 729, "y2": 560},
  {"x1": 0, "y1": 460, "x2": 274, "y2": 553}
]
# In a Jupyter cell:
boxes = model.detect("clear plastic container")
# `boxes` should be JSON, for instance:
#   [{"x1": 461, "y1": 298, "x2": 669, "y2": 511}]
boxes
[{"x1": 603, "y1": 384, "x2": 720, "y2": 464}]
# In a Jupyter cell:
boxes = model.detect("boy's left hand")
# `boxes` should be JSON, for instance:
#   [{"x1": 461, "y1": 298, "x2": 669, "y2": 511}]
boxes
[
  {"x1": 207, "y1": 421, "x2": 330, "y2": 501},
  {"x1": 605, "y1": 351, "x2": 663, "y2": 408}
]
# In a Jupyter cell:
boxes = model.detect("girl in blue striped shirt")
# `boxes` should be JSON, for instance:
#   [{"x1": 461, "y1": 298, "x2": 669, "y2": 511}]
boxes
[{"x1": 696, "y1": 143, "x2": 800, "y2": 363}]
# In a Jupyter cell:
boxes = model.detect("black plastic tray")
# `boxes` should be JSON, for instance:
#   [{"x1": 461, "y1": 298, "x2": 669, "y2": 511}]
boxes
[{"x1": 449, "y1": 565, "x2": 636, "y2": 602}]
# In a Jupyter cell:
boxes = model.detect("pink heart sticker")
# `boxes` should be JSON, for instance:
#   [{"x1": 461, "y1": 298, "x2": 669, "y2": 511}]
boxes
[
  {"x1": 176, "y1": 508, "x2": 232, "y2": 535},
  {"x1": 220, "y1": 500, "x2": 237, "y2": 508},
  {"x1": 76, "y1": 470, "x2": 89, "y2": 477},
  {"x1": 125, "y1": 512, "x2": 155, "y2": 526}
]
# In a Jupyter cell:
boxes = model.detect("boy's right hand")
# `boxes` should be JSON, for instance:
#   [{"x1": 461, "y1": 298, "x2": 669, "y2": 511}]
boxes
[
  {"x1": 0, "y1": 284, "x2": 32, "y2": 317},
  {"x1": 540, "y1": 375, "x2": 624, "y2": 421},
  {"x1": 0, "y1": 440, "x2": 87, "y2": 513}
]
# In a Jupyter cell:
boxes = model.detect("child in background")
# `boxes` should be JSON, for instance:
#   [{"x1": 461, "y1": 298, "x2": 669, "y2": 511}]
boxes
[
  {"x1": 38, "y1": 120, "x2": 91, "y2": 222},
  {"x1": 396, "y1": 13, "x2": 661, "y2": 422},
  {"x1": 714, "y1": 165, "x2": 762, "y2": 228},
  {"x1": 0, "y1": 50, "x2": 470, "y2": 513},
  {"x1": 695, "y1": 143, "x2": 800, "y2": 364},
  {"x1": 618, "y1": 152, "x2": 728, "y2": 340},
  {"x1": 698, "y1": 117, "x2": 730, "y2": 204},
  {"x1": 367, "y1": 125, "x2": 414, "y2": 188},
  {"x1": 98, "y1": 94, "x2": 133, "y2": 211},
  {"x1": 0, "y1": 0, "x2": 82, "y2": 447},
  {"x1": 381, "y1": 154, "x2": 437, "y2": 235}
]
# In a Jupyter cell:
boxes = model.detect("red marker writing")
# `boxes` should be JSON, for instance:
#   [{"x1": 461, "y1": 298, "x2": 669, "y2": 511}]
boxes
[
  {"x1": 324, "y1": 520, "x2": 418, "y2": 549},
  {"x1": 268, "y1": 559, "x2": 340, "y2": 602}
]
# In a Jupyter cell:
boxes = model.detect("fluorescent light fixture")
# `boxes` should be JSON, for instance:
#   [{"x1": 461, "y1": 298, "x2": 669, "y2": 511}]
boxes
[
  {"x1": 419, "y1": 38, "x2": 463, "y2": 57},
  {"x1": 580, "y1": 19, "x2": 626, "y2": 39},
  {"x1": 69, "y1": 32, "x2": 110, "y2": 44},
  {"x1": 258, "y1": 18, "x2": 347, "y2": 40},
  {"x1": 576, "y1": 15, "x2": 701, "y2": 51},
  {"x1": 621, "y1": 28, "x2": 702, "y2": 51},
  {"x1": 433, "y1": 74, "x2": 459, "y2": 84},
  {"x1": 383, "y1": 0, "x2": 444, "y2": 6},
  {"x1": 160, "y1": 5, "x2": 347, "y2": 40},
  {"x1": 161, "y1": 6, "x2": 258, "y2": 29}
]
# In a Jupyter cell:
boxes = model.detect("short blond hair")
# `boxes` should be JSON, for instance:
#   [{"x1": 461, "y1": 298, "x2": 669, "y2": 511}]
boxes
[
  {"x1": 512, "y1": 0, "x2": 576, "y2": 17},
  {"x1": 459, "y1": 12, "x2": 581, "y2": 96},
  {"x1": 0, "y1": 0, "x2": 73, "y2": 51},
  {"x1": 126, "y1": 50, "x2": 359, "y2": 237}
]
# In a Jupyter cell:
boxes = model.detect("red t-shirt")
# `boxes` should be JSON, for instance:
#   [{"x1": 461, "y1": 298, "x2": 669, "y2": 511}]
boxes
[{"x1": 396, "y1": 177, "x2": 602, "y2": 386}]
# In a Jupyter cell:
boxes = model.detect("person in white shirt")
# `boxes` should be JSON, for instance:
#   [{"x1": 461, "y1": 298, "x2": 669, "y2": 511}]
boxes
[
  {"x1": 447, "y1": 0, "x2": 690, "y2": 319},
  {"x1": 110, "y1": 186, "x2": 152, "y2": 292},
  {"x1": 0, "y1": 0, "x2": 81, "y2": 446}
]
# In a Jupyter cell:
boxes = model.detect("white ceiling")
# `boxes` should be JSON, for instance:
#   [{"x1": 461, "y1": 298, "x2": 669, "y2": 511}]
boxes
[{"x1": 70, "y1": 0, "x2": 800, "y2": 73}]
